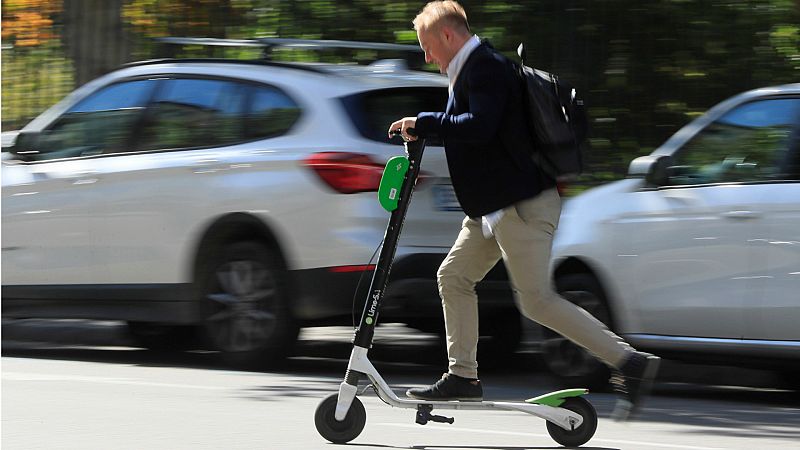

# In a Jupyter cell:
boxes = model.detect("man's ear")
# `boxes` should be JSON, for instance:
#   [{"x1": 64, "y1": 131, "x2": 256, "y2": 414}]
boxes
[{"x1": 440, "y1": 25, "x2": 454, "y2": 45}]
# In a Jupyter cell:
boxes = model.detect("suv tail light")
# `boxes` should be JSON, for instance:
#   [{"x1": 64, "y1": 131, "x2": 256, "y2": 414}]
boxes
[
  {"x1": 328, "y1": 264, "x2": 376, "y2": 273},
  {"x1": 304, "y1": 152, "x2": 384, "y2": 194}
]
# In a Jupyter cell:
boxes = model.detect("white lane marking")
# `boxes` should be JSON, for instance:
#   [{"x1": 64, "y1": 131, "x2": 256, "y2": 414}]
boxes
[
  {"x1": 2, "y1": 371, "x2": 229, "y2": 391},
  {"x1": 376, "y1": 423, "x2": 725, "y2": 450}
]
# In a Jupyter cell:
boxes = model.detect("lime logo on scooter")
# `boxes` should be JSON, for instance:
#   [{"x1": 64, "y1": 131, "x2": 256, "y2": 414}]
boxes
[{"x1": 365, "y1": 289, "x2": 381, "y2": 325}]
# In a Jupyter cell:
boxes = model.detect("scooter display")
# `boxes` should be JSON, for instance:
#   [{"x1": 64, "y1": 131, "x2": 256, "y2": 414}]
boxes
[{"x1": 314, "y1": 132, "x2": 598, "y2": 447}]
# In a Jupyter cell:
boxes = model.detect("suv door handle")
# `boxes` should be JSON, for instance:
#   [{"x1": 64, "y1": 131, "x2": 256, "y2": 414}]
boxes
[{"x1": 721, "y1": 210, "x2": 761, "y2": 220}]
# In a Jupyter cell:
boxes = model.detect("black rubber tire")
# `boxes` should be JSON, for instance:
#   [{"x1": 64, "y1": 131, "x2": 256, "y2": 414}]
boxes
[
  {"x1": 199, "y1": 241, "x2": 298, "y2": 368},
  {"x1": 541, "y1": 273, "x2": 612, "y2": 390},
  {"x1": 546, "y1": 397, "x2": 598, "y2": 448},
  {"x1": 314, "y1": 393, "x2": 366, "y2": 444},
  {"x1": 126, "y1": 322, "x2": 197, "y2": 351}
]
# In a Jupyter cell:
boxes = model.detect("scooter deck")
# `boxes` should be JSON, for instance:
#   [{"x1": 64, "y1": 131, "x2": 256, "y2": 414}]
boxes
[
  {"x1": 398, "y1": 388, "x2": 589, "y2": 408},
  {"x1": 372, "y1": 387, "x2": 589, "y2": 431}
]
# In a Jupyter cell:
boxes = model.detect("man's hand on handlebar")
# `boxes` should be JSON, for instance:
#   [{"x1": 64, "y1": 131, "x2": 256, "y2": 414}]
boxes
[{"x1": 388, "y1": 117, "x2": 418, "y2": 142}]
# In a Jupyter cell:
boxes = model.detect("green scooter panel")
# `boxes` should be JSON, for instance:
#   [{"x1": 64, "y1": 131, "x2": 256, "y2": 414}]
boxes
[
  {"x1": 378, "y1": 156, "x2": 410, "y2": 212},
  {"x1": 525, "y1": 388, "x2": 589, "y2": 407}
]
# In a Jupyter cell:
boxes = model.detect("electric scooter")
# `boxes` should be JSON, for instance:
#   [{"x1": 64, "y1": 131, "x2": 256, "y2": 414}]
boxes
[{"x1": 314, "y1": 132, "x2": 598, "y2": 447}]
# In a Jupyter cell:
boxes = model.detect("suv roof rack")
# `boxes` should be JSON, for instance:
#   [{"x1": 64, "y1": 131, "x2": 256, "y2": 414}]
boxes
[
  {"x1": 122, "y1": 57, "x2": 331, "y2": 74},
  {"x1": 155, "y1": 37, "x2": 424, "y2": 68}
]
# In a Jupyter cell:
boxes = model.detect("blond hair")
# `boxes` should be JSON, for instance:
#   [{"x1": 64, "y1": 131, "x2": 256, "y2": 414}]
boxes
[{"x1": 413, "y1": 1, "x2": 470, "y2": 34}]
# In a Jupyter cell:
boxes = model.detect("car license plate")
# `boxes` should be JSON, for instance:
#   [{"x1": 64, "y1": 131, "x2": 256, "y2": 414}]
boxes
[{"x1": 432, "y1": 184, "x2": 461, "y2": 212}]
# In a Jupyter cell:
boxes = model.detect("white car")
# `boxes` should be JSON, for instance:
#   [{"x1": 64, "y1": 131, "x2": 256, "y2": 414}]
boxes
[
  {"x1": 1, "y1": 40, "x2": 520, "y2": 366},
  {"x1": 545, "y1": 84, "x2": 800, "y2": 386}
]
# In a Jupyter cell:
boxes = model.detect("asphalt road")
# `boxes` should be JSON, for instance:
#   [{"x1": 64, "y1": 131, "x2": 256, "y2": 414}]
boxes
[{"x1": 2, "y1": 320, "x2": 799, "y2": 449}]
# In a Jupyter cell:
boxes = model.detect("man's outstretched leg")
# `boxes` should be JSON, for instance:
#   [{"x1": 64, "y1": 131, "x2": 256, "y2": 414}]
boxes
[{"x1": 495, "y1": 189, "x2": 661, "y2": 420}]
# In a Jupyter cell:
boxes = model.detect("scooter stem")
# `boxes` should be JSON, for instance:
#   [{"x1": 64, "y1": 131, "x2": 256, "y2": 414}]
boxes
[
  {"x1": 352, "y1": 137, "x2": 425, "y2": 349},
  {"x1": 335, "y1": 137, "x2": 425, "y2": 420}
]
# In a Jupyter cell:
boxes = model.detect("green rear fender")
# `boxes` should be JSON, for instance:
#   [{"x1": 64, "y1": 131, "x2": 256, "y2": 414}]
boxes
[
  {"x1": 525, "y1": 388, "x2": 589, "y2": 407},
  {"x1": 378, "y1": 156, "x2": 410, "y2": 212}
]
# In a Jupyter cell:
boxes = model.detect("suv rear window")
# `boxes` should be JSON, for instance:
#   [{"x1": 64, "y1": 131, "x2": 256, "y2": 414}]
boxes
[{"x1": 341, "y1": 87, "x2": 448, "y2": 146}]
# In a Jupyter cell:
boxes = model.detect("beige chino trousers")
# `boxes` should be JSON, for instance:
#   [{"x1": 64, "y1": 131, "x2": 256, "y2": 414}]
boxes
[{"x1": 437, "y1": 188, "x2": 632, "y2": 379}]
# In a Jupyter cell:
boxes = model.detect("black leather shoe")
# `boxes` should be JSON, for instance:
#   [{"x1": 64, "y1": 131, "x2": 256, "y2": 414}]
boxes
[
  {"x1": 611, "y1": 351, "x2": 661, "y2": 421},
  {"x1": 406, "y1": 373, "x2": 483, "y2": 401}
]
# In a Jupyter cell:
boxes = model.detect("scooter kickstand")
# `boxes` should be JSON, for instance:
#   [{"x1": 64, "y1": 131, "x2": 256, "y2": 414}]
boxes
[{"x1": 415, "y1": 404, "x2": 455, "y2": 425}]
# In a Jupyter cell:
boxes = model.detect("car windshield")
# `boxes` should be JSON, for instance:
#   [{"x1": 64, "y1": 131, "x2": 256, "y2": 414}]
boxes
[{"x1": 340, "y1": 87, "x2": 448, "y2": 146}]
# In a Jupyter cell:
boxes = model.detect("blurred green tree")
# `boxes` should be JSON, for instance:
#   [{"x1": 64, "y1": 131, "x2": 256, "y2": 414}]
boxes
[{"x1": 1, "y1": 0, "x2": 73, "y2": 130}]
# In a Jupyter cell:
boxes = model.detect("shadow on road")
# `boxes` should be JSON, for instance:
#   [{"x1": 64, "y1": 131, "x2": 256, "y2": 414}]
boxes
[
  {"x1": 3, "y1": 318, "x2": 799, "y2": 444},
  {"x1": 344, "y1": 444, "x2": 618, "y2": 450},
  {"x1": 408, "y1": 446, "x2": 617, "y2": 450}
]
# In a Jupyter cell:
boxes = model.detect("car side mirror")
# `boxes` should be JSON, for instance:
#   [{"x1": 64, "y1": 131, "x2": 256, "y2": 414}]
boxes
[
  {"x1": 1, "y1": 131, "x2": 20, "y2": 152},
  {"x1": 9, "y1": 130, "x2": 41, "y2": 160},
  {"x1": 627, "y1": 154, "x2": 673, "y2": 187}
]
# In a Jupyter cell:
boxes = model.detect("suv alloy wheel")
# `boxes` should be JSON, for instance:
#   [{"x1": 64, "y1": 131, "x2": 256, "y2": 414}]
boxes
[{"x1": 199, "y1": 241, "x2": 298, "y2": 367}]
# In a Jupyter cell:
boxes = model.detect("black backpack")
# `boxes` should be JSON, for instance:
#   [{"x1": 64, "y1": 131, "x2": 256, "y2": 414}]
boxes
[{"x1": 516, "y1": 43, "x2": 588, "y2": 181}]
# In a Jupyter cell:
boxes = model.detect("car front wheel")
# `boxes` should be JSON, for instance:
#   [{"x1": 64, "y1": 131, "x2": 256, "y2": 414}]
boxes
[{"x1": 199, "y1": 240, "x2": 298, "y2": 368}]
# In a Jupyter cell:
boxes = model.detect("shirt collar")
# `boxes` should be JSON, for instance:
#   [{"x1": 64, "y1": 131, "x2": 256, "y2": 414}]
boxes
[{"x1": 446, "y1": 35, "x2": 481, "y2": 93}]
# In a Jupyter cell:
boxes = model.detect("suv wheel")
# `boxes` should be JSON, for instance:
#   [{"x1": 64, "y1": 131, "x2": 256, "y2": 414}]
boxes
[
  {"x1": 199, "y1": 241, "x2": 298, "y2": 367},
  {"x1": 542, "y1": 273, "x2": 612, "y2": 389}
]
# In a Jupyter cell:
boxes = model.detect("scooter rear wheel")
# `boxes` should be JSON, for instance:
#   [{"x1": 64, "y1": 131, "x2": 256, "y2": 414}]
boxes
[
  {"x1": 546, "y1": 397, "x2": 597, "y2": 447},
  {"x1": 315, "y1": 393, "x2": 366, "y2": 444}
]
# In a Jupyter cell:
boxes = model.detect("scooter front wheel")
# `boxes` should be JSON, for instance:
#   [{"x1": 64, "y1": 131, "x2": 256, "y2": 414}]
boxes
[
  {"x1": 315, "y1": 393, "x2": 366, "y2": 444},
  {"x1": 546, "y1": 397, "x2": 597, "y2": 447}
]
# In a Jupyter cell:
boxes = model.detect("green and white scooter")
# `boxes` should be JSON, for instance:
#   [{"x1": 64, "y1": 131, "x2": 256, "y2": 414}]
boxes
[{"x1": 314, "y1": 132, "x2": 598, "y2": 448}]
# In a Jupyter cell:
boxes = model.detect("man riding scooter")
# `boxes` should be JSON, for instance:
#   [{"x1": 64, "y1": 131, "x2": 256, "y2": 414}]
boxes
[{"x1": 388, "y1": 0, "x2": 660, "y2": 421}]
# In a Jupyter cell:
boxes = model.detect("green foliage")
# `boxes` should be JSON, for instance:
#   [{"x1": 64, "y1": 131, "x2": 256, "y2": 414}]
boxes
[{"x1": 1, "y1": 45, "x2": 74, "y2": 130}]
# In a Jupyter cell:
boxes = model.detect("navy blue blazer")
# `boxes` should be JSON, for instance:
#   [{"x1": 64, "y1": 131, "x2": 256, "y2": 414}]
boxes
[{"x1": 415, "y1": 42, "x2": 553, "y2": 218}]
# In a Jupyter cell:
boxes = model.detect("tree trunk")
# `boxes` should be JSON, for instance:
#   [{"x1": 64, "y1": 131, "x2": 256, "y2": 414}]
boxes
[{"x1": 62, "y1": 0, "x2": 131, "y2": 87}]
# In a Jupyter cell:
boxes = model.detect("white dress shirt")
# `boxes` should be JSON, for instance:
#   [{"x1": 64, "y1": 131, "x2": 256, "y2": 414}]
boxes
[{"x1": 446, "y1": 35, "x2": 481, "y2": 94}]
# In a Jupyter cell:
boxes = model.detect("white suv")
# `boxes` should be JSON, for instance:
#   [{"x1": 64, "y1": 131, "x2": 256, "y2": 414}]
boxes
[
  {"x1": 2, "y1": 42, "x2": 520, "y2": 366},
  {"x1": 545, "y1": 84, "x2": 800, "y2": 386}
]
